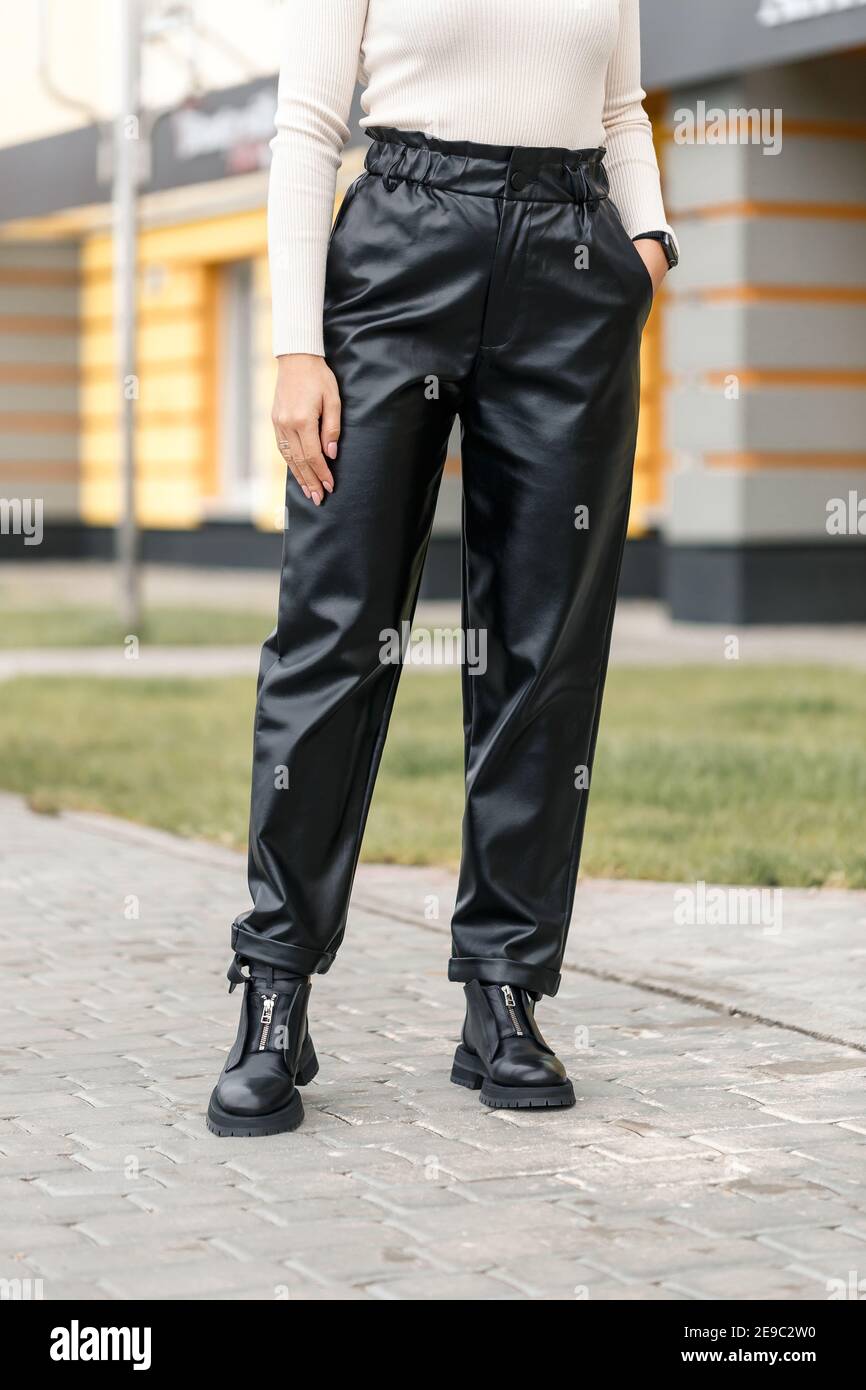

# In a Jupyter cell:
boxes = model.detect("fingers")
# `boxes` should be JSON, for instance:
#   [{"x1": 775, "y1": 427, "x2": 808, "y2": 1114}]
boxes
[
  {"x1": 297, "y1": 425, "x2": 334, "y2": 502},
  {"x1": 272, "y1": 417, "x2": 335, "y2": 507},
  {"x1": 320, "y1": 389, "x2": 341, "y2": 464},
  {"x1": 272, "y1": 414, "x2": 320, "y2": 500},
  {"x1": 273, "y1": 423, "x2": 330, "y2": 506},
  {"x1": 271, "y1": 360, "x2": 341, "y2": 507},
  {"x1": 274, "y1": 428, "x2": 316, "y2": 501}
]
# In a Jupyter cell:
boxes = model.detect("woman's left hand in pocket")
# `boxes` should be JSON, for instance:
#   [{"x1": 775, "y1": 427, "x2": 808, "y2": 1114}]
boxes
[{"x1": 633, "y1": 238, "x2": 669, "y2": 297}]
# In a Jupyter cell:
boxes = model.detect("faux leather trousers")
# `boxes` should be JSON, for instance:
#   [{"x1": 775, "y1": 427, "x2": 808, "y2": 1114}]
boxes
[{"x1": 232, "y1": 128, "x2": 652, "y2": 998}]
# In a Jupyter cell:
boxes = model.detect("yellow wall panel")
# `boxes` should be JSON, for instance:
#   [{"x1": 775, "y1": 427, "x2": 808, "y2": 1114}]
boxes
[
  {"x1": 136, "y1": 480, "x2": 203, "y2": 528},
  {"x1": 137, "y1": 317, "x2": 206, "y2": 365},
  {"x1": 80, "y1": 323, "x2": 205, "y2": 373},
  {"x1": 79, "y1": 478, "x2": 119, "y2": 525},
  {"x1": 83, "y1": 210, "x2": 267, "y2": 275},
  {"x1": 81, "y1": 264, "x2": 209, "y2": 324},
  {"x1": 81, "y1": 476, "x2": 201, "y2": 528},
  {"x1": 136, "y1": 424, "x2": 206, "y2": 469},
  {"x1": 80, "y1": 329, "x2": 116, "y2": 374},
  {"x1": 81, "y1": 368, "x2": 206, "y2": 418},
  {"x1": 81, "y1": 426, "x2": 205, "y2": 473},
  {"x1": 81, "y1": 208, "x2": 270, "y2": 528}
]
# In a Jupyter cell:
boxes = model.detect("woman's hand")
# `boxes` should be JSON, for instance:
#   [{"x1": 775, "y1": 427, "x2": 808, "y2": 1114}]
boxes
[
  {"x1": 632, "y1": 237, "x2": 669, "y2": 297},
  {"x1": 272, "y1": 354, "x2": 341, "y2": 506}
]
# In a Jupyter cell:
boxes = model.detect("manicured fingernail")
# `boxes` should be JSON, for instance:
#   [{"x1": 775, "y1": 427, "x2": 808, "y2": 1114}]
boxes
[
  {"x1": 312, "y1": 491, "x2": 321, "y2": 506},
  {"x1": 327, "y1": 442, "x2": 338, "y2": 460},
  {"x1": 323, "y1": 480, "x2": 333, "y2": 494},
  {"x1": 302, "y1": 485, "x2": 311, "y2": 499}
]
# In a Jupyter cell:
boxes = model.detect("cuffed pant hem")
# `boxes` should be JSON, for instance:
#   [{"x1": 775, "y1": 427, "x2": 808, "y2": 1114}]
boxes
[
  {"x1": 231, "y1": 923, "x2": 334, "y2": 977},
  {"x1": 447, "y1": 956, "x2": 561, "y2": 998}
]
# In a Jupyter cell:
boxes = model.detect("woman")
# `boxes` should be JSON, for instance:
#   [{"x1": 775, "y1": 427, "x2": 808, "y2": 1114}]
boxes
[{"x1": 207, "y1": 0, "x2": 678, "y2": 1137}]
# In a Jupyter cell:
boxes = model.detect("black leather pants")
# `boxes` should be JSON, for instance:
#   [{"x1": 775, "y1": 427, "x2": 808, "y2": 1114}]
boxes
[{"x1": 231, "y1": 128, "x2": 652, "y2": 998}]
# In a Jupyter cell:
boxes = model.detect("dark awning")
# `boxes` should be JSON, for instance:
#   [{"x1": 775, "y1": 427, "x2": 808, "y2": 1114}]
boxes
[
  {"x1": 0, "y1": 75, "x2": 367, "y2": 226},
  {"x1": 642, "y1": 0, "x2": 866, "y2": 89}
]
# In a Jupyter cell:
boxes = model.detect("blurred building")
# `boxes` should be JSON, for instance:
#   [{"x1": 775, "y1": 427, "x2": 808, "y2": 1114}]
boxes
[
  {"x1": 1, "y1": 0, "x2": 864, "y2": 621},
  {"x1": 644, "y1": 0, "x2": 866, "y2": 622}
]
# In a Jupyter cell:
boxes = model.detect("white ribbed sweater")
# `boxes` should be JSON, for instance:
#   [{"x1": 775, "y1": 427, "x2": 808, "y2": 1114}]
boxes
[{"x1": 269, "y1": 0, "x2": 673, "y2": 358}]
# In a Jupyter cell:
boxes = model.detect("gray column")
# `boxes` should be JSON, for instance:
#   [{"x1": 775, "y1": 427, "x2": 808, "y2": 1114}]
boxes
[{"x1": 661, "y1": 57, "x2": 866, "y2": 622}]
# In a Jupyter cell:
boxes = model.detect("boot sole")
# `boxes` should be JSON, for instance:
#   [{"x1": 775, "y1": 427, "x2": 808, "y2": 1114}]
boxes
[
  {"x1": 205, "y1": 1042, "x2": 319, "y2": 1138},
  {"x1": 206, "y1": 1087, "x2": 304, "y2": 1137},
  {"x1": 450, "y1": 1045, "x2": 575, "y2": 1110}
]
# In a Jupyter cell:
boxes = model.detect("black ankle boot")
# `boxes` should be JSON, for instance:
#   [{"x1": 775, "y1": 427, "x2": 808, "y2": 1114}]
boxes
[
  {"x1": 207, "y1": 957, "x2": 318, "y2": 1137},
  {"x1": 451, "y1": 980, "x2": 575, "y2": 1109}
]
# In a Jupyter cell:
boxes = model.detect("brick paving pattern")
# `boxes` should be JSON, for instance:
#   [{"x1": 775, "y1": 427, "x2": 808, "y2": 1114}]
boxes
[{"x1": 1, "y1": 795, "x2": 865, "y2": 1301}]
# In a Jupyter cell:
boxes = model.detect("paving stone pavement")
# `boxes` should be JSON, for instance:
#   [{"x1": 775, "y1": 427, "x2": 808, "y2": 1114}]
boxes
[{"x1": 1, "y1": 793, "x2": 865, "y2": 1302}]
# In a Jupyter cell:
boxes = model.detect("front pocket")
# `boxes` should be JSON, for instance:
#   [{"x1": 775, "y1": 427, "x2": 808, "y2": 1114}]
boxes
[
  {"x1": 327, "y1": 173, "x2": 367, "y2": 249},
  {"x1": 606, "y1": 199, "x2": 655, "y2": 301}
]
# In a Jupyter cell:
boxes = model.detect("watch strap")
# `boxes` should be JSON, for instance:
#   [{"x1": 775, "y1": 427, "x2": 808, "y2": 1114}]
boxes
[{"x1": 632, "y1": 230, "x2": 679, "y2": 270}]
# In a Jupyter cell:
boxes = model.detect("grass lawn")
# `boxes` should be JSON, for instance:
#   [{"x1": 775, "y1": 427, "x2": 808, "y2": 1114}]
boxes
[
  {"x1": 1, "y1": 665, "x2": 865, "y2": 887},
  {"x1": 0, "y1": 607, "x2": 273, "y2": 648}
]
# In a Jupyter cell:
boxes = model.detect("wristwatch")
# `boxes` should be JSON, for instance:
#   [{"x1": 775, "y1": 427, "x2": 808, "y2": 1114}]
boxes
[{"x1": 633, "y1": 231, "x2": 679, "y2": 270}]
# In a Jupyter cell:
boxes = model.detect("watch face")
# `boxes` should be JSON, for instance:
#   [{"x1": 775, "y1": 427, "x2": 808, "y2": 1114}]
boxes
[
  {"x1": 635, "y1": 232, "x2": 678, "y2": 268},
  {"x1": 654, "y1": 235, "x2": 678, "y2": 269}
]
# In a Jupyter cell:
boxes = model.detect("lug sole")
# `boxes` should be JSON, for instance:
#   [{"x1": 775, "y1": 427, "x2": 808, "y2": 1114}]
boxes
[
  {"x1": 206, "y1": 1086, "x2": 304, "y2": 1138},
  {"x1": 450, "y1": 1060, "x2": 483, "y2": 1090},
  {"x1": 479, "y1": 1079, "x2": 575, "y2": 1109},
  {"x1": 450, "y1": 1044, "x2": 576, "y2": 1110},
  {"x1": 206, "y1": 1037, "x2": 316, "y2": 1137}
]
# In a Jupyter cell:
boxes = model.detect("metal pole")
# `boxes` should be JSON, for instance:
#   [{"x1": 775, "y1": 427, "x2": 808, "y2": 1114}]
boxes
[{"x1": 113, "y1": 0, "x2": 142, "y2": 631}]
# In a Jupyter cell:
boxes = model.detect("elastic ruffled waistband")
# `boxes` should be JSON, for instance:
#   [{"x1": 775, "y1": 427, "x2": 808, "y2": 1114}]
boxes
[{"x1": 364, "y1": 127, "x2": 610, "y2": 205}]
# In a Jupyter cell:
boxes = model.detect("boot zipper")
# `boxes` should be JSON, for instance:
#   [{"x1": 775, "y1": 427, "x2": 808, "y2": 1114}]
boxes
[
  {"x1": 258, "y1": 993, "x2": 276, "y2": 1051},
  {"x1": 501, "y1": 985, "x2": 524, "y2": 1036}
]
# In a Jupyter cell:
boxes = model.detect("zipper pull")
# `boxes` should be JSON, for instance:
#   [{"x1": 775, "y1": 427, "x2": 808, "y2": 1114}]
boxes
[
  {"x1": 500, "y1": 985, "x2": 524, "y2": 1036},
  {"x1": 258, "y1": 993, "x2": 276, "y2": 1051}
]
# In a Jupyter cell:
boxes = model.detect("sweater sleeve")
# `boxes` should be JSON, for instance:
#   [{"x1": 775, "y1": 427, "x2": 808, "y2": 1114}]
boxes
[
  {"x1": 268, "y1": 0, "x2": 369, "y2": 358},
  {"x1": 602, "y1": 0, "x2": 676, "y2": 248}
]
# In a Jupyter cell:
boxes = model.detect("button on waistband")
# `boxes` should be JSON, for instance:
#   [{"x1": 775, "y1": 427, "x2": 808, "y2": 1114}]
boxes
[{"x1": 510, "y1": 172, "x2": 529, "y2": 192}]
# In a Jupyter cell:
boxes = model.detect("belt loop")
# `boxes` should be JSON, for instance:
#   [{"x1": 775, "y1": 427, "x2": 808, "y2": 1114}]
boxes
[
  {"x1": 383, "y1": 147, "x2": 405, "y2": 193},
  {"x1": 565, "y1": 162, "x2": 590, "y2": 205}
]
